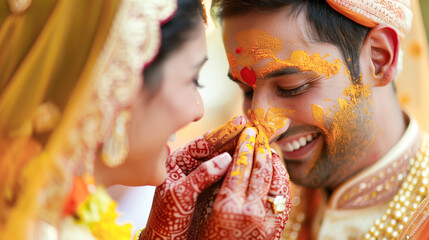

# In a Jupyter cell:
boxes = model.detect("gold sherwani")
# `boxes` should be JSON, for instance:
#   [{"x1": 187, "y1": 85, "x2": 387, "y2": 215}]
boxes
[{"x1": 281, "y1": 114, "x2": 429, "y2": 240}]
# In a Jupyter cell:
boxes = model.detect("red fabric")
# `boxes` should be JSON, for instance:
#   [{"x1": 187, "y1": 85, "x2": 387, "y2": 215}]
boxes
[
  {"x1": 414, "y1": 218, "x2": 429, "y2": 239},
  {"x1": 62, "y1": 177, "x2": 89, "y2": 216}
]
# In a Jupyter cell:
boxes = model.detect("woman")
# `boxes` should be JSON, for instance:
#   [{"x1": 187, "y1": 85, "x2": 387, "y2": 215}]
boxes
[{"x1": 0, "y1": 0, "x2": 290, "y2": 239}]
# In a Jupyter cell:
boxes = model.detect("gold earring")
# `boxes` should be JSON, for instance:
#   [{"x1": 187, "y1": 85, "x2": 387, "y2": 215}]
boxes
[
  {"x1": 33, "y1": 101, "x2": 61, "y2": 134},
  {"x1": 101, "y1": 110, "x2": 131, "y2": 167}
]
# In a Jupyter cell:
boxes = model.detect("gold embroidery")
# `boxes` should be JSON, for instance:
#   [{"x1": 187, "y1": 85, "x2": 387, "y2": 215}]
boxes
[
  {"x1": 7, "y1": 0, "x2": 31, "y2": 14},
  {"x1": 59, "y1": 0, "x2": 177, "y2": 170},
  {"x1": 325, "y1": 0, "x2": 413, "y2": 36},
  {"x1": 33, "y1": 102, "x2": 60, "y2": 134},
  {"x1": 364, "y1": 133, "x2": 429, "y2": 239}
]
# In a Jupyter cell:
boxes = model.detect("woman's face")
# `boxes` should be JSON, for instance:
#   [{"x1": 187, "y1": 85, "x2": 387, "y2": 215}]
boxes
[{"x1": 116, "y1": 20, "x2": 207, "y2": 186}]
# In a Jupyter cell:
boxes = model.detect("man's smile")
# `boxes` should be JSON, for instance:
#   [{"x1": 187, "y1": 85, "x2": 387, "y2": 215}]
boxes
[{"x1": 275, "y1": 131, "x2": 322, "y2": 161}]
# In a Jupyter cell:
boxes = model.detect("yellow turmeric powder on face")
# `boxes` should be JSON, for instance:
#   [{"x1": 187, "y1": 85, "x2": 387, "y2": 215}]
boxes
[
  {"x1": 227, "y1": 29, "x2": 342, "y2": 88},
  {"x1": 247, "y1": 107, "x2": 292, "y2": 140}
]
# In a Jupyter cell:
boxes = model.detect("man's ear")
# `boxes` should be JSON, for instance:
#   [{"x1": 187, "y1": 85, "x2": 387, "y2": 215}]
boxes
[{"x1": 364, "y1": 25, "x2": 399, "y2": 86}]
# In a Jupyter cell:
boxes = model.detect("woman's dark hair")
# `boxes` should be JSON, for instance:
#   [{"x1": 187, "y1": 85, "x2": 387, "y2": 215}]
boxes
[
  {"x1": 211, "y1": 0, "x2": 370, "y2": 85},
  {"x1": 143, "y1": 0, "x2": 206, "y2": 93}
]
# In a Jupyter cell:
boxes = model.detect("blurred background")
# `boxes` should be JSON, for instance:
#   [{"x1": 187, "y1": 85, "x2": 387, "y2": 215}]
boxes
[
  {"x1": 108, "y1": 0, "x2": 429, "y2": 234},
  {"x1": 421, "y1": 1, "x2": 429, "y2": 40}
]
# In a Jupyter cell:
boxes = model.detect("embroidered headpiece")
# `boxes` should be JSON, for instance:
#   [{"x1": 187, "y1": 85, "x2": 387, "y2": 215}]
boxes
[
  {"x1": 326, "y1": 0, "x2": 413, "y2": 36},
  {"x1": 61, "y1": 0, "x2": 177, "y2": 173}
]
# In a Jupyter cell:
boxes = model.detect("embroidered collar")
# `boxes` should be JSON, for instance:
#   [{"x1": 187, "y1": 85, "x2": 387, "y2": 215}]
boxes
[{"x1": 330, "y1": 113, "x2": 420, "y2": 209}]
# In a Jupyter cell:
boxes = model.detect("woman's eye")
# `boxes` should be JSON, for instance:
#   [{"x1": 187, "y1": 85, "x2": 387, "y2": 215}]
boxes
[
  {"x1": 192, "y1": 78, "x2": 204, "y2": 88},
  {"x1": 276, "y1": 84, "x2": 309, "y2": 97}
]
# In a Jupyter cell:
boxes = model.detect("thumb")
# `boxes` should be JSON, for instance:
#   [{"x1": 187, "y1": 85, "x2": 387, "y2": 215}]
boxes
[{"x1": 186, "y1": 152, "x2": 232, "y2": 193}]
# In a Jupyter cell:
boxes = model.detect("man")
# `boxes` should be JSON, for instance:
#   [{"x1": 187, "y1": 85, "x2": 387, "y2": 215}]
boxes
[{"x1": 211, "y1": 0, "x2": 429, "y2": 239}]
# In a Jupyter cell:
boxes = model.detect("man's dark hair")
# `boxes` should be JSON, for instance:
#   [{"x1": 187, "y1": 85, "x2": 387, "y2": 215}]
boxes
[
  {"x1": 211, "y1": 0, "x2": 370, "y2": 85},
  {"x1": 143, "y1": 0, "x2": 205, "y2": 94}
]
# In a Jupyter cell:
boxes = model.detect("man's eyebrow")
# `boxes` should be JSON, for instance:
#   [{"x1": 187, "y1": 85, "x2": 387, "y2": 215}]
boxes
[
  {"x1": 262, "y1": 67, "x2": 303, "y2": 79},
  {"x1": 227, "y1": 67, "x2": 314, "y2": 83}
]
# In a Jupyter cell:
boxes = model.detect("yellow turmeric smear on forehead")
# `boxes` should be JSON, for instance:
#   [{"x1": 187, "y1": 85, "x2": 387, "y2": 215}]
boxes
[
  {"x1": 256, "y1": 50, "x2": 342, "y2": 79},
  {"x1": 227, "y1": 29, "x2": 342, "y2": 87},
  {"x1": 235, "y1": 29, "x2": 282, "y2": 66}
]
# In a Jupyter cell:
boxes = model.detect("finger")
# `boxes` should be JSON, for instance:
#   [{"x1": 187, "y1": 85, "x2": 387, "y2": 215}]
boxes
[
  {"x1": 174, "y1": 116, "x2": 246, "y2": 175},
  {"x1": 265, "y1": 150, "x2": 291, "y2": 225},
  {"x1": 219, "y1": 127, "x2": 257, "y2": 201},
  {"x1": 262, "y1": 150, "x2": 291, "y2": 239},
  {"x1": 170, "y1": 145, "x2": 203, "y2": 176},
  {"x1": 174, "y1": 152, "x2": 232, "y2": 203},
  {"x1": 145, "y1": 154, "x2": 232, "y2": 240},
  {"x1": 246, "y1": 132, "x2": 273, "y2": 214},
  {"x1": 196, "y1": 115, "x2": 247, "y2": 158},
  {"x1": 269, "y1": 150, "x2": 291, "y2": 201}
]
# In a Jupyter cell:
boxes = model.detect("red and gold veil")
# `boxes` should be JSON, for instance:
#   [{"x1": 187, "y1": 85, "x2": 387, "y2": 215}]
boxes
[{"x1": 0, "y1": 0, "x2": 176, "y2": 239}]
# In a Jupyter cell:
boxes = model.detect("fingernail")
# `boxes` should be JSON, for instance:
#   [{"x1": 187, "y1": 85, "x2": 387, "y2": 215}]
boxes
[
  {"x1": 271, "y1": 148, "x2": 278, "y2": 155},
  {"x1": 215, "y1": 152, "x2": 232, "y2": 169},
  {"x1": 232, "y1": 115, "x2": 246, "y2": 126},
  {"x1": 244, "y1": 127, "x2": 257, "y2": 136}
]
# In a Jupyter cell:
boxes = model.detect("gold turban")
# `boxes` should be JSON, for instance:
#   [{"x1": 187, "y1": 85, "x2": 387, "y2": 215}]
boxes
[{"x1": 0, "y1": 0, "x2": 175, "y2": 239}]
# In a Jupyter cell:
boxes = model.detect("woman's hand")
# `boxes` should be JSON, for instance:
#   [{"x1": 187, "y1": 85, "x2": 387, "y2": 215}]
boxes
[
  {"x1": 140, "y1": 116, "x2": 247, "y2": 240},
  {"x1": 195, "y1": 127, "x2": 291, "y2": 240}
]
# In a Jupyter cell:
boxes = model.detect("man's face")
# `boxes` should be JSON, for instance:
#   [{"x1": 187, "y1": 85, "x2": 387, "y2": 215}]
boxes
[{"x1": 222, "y1": 8, "x2": 376, "y2": 189}]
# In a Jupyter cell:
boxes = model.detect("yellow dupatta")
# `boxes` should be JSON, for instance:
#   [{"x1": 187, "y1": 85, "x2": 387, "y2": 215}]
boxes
[
  {"x1": 0, "y1": 0, "x2": 120, "y2": 238},
  {"x1": 0, "y1": 0, "x2": 177, "y2": 238}
]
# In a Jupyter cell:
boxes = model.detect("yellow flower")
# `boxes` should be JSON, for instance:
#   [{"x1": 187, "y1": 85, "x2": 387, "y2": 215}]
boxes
[
  {"x1": 77, "y1": 188, "x2": 111, "y2": 225},
  {"x1": 75, "y1": 187, "x2": 132, "y2": 240},
  {"x1": 91, "y1": 203, "x2": 132, "y2": 240}
]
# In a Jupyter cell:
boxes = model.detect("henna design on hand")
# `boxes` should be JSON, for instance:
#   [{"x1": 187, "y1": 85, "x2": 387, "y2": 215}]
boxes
[
  {"x1": 190, "y1": 128, "x2": 291, "y2": 240},
  {"x1": 140, "y1": 116, "x2": 246, "y2": 240}
]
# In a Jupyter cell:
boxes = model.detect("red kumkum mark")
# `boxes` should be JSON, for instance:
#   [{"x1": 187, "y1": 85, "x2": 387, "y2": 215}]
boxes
[
  {"x1": 236, "y1": 47, "x2": 243, "y2": 54},
  {"x1": 240, "y1": 67, "x2": 256, "y2": 89}
]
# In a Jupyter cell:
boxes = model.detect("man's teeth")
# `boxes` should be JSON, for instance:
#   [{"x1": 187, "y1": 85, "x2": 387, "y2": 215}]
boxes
[{"x1": 284, "y1": 134, "x2": 316, "y2": 152}]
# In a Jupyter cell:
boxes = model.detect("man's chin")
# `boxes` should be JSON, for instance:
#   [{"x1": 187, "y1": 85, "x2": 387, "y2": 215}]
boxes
[{"x1": 284, "y1": 160, "x2": 329, "y2": 189}]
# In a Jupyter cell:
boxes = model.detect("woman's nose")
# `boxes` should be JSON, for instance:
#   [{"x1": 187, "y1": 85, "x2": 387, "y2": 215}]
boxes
[{"x1": 193, "y1": 94, "x2": 204, "y2": 122}]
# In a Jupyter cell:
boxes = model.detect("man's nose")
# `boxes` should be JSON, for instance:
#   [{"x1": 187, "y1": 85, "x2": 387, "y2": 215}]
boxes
[
  {"x1": 270, "y1": 118, "x2": 291, "y2": 143},
  {"x1": 250, "y1": 87, "x2": 291, "y2": 142},
  {"x1": 250, "y1": 85, "x2": 271, "y2": 111}
]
